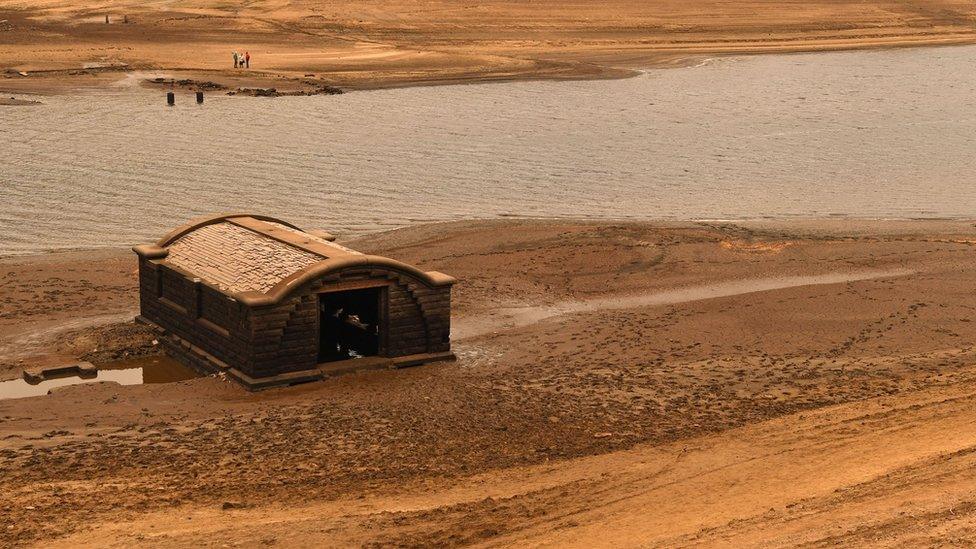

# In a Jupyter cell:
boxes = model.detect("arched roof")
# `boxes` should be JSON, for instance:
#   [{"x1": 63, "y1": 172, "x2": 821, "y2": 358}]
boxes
[{"x1": 133, "y1": 214, "x2": 455, "y2": 306}]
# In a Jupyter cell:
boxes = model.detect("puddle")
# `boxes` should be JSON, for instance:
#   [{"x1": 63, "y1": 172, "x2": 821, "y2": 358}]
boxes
[{"x1": 0, "y1": 356, "x2": 199, "y2": 400}]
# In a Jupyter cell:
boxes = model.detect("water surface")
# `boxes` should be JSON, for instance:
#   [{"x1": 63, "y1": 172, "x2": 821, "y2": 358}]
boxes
[
  {"x1": 0, "y1": 356, "x2": 198, "y2": 400},
  {"x1": 3, "y1": 46, "x2": 976, "y2": 255}
]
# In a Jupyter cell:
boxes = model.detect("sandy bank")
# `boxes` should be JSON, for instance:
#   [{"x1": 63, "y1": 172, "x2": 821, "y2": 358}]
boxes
[
  {"x1": 3, "y1": 219, "x2": 976, "y2": 545},
  {"x1": 1, "y1": 0, "x2": 975, "y2": 94},
  {"x1": 0, "y1": 96, "x2": 40, "y2": 105}
]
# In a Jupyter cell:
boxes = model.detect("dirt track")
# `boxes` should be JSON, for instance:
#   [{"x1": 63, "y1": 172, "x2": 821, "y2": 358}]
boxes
[
  {"x1": 2, "y1": 0, "x2": 976, "y2": 93},
  {"x1": 3, "y1": 219, "x2": 976, "y2": 546}
]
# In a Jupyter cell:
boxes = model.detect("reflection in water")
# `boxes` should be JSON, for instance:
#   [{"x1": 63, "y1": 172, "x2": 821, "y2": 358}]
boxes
[
  {"x1": 0, "y1": 356, "x2": 198, "y2": 400},
  {"x1": 3, "y1": 46, "x2": 976, "y2": 256}
]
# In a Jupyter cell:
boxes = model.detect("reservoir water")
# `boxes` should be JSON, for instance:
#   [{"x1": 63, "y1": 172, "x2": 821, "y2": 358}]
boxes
[{"x1": 2, "y1": 46, "x2": 976, "y2": 256}]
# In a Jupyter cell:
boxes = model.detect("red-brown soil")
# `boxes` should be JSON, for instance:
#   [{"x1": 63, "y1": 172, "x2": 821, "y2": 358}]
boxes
[
  {"x1": 3, "y1": 219, "x2": 976, "y2": 546},
  {"x1": 1, "y1": 1, "x2": 976, "y2": 93}
]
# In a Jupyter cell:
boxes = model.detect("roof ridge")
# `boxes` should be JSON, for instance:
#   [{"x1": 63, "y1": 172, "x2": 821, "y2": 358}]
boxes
[{"x1": 225, "y1": 216, "x2": 359, "y2": 260}]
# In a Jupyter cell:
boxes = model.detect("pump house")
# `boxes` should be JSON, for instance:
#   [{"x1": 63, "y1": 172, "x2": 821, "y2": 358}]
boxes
[{"x1": 133, "y1": 214, "x2": 455, "y2": 389}]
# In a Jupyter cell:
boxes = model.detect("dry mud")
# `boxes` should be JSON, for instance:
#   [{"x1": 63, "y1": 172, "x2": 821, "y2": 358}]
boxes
[
  {"x1": 2, "y1": 219, "x2": 976, "y2": 546},
  {"x1": 1, "y1": 1, "x2": 976, "y2": 93}
]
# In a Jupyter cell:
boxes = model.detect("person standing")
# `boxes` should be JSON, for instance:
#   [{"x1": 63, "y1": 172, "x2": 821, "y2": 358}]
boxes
[
  {"x1": 232, "y1": 51, "x2": 239, "y2": 69},
  {"x1": 245, "y1": 51, "x2": 250, "y2": 69}
]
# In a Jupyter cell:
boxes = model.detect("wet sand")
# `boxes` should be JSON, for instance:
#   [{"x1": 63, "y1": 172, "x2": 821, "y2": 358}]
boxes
[
  {"x1": 3, "y1": 219, "x2": 976, "y2": 546},
  {"x1": 1, "y1": 0, "x2": 976, "y2": 93}
]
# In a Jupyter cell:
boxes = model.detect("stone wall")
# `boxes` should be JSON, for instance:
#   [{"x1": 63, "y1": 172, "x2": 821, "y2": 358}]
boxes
[
  {"x1": 388, "y1": 280, "x2": 451, "y2": 356},
  {"x1": 140, "y1": 259, "x2": 453, "y2": 380},
  {"x1": 249, "y1": 293, "x2": 318, "y2": 378},
  {"x1": 248, "y1": 267, "x2": 452, "y2": 377},
  {"x1": 139, "y1": 258, "x2": 250, "y2": 372}
]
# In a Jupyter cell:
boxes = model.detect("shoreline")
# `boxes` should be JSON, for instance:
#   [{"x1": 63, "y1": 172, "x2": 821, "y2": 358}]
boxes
[
  {"x1": 4, "y1": 38, "x2": 976, "y2": 98},
  {"x1": 3, "y1": 0, "x2": 976, "y2": 97},
  {"x1": 3, "y1": 217, "x2": 976, "y2": 261}
]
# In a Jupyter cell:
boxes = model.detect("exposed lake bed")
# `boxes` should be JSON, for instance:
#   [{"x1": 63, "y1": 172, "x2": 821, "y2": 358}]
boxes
[{"x1": 4, "y1": 218, "x2": 976, "y2": 546}]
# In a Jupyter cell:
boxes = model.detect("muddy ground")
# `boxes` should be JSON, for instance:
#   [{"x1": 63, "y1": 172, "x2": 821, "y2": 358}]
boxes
[{"x1": 2, "y1": 219, "x2": 976, "y2": 547}]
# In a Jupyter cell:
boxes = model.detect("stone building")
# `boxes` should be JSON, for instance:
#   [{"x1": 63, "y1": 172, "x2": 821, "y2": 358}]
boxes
[{"x1": 133, "y1": 214, "x2": 455, "y2": 389}]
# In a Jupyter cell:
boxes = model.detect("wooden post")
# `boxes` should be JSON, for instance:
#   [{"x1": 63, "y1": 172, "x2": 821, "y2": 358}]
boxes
[
  {"x1": 105, "y1": 14, "x2": 109, "y2": 23},
  {"x1": 167, "y1": 91, "x2": 175, "y2": 106},
  {"x1": 196, "y1": 91, "x2": 204, "y2": 104}
]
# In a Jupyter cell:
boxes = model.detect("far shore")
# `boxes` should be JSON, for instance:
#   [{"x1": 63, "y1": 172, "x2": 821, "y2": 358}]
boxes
[{"x1": 2, "y1": 0, "x2": 976, "y2": 96}]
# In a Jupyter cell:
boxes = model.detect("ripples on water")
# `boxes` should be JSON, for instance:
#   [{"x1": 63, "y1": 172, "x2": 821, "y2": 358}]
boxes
[{"x1": 2, "y1": 46, "x2": 976, "y2": 255}]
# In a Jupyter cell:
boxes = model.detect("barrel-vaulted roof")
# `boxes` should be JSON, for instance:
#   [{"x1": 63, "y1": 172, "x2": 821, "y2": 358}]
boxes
[{"x1": 133, "y1": 214, "x2": 455, "y2": 306}]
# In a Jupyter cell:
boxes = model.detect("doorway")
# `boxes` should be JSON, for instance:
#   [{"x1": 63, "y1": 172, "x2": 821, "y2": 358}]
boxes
[{"x1": 318, "y1": 287, "x2": 383, "y2": 363}]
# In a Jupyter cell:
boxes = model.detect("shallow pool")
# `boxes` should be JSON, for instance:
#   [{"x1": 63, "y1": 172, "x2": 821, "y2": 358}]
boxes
[{"x1": 0, "y1": 356, "x2": 199, "y2": 400}]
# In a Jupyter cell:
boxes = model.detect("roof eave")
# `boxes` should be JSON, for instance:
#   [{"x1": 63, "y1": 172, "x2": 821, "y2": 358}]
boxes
[
  {"x1": 132, "y1": 244, "x2": 168, "y2": 259},
  {"x1": 132, "y1": 214, "x2": 457, "y2": 308},
  {"x1": 237, "y1": 255, "x2": 456, "y2": 308}
]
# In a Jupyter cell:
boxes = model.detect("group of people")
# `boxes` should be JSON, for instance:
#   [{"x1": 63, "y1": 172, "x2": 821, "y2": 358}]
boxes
[{"x1": 232, "y1": 51, "x2": 250, "y2": 69}]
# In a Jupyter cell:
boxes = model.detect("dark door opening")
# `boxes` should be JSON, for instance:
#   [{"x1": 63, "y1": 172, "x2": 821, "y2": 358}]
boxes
[{"x1": 318, "y1": 287, "x2": 382, "y2": 363}]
